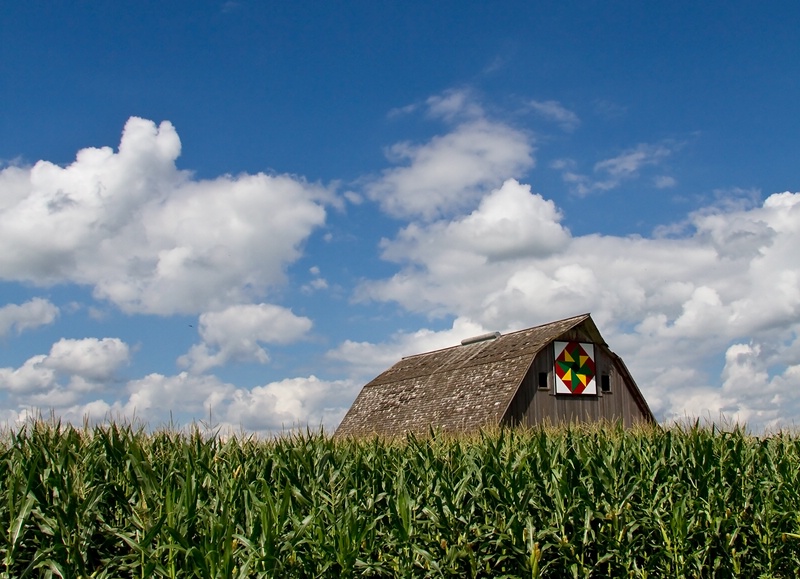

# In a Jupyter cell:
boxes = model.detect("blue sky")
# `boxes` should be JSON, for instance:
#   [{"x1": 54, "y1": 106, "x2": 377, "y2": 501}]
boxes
[{"x1": 2, "y1": 1, "x2": 799, "y2": 433}]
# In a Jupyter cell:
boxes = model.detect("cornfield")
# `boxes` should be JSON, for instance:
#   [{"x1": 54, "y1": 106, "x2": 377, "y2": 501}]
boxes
[{"x1": 2, "y1": 421, "x2": 800, "y2": 577}]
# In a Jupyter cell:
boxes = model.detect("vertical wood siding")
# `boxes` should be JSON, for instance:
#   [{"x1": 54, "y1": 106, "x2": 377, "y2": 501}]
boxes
[{"x1": 503, "y1": 335, "x2": 649, "y2": 428}]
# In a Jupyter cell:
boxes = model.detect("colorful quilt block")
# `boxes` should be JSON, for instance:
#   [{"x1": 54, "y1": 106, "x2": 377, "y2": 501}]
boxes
[{"x1": 554, "y1": 341, "x2": 596, "y2": 395}]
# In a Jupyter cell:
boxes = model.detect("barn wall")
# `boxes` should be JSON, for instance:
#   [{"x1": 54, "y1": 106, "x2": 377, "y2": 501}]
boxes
[{"x1": 503, "y1": 337, "x2": 649, "y2": 428}]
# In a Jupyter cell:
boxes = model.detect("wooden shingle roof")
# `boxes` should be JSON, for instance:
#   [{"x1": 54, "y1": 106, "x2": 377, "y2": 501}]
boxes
[{"x1": 335, "y1": 313, "x2": 601, "y2": 438}]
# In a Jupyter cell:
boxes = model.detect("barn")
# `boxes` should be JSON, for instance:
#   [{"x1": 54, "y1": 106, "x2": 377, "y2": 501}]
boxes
[{"x1": 334, "y1": 313, "x2": 654, "y2": 438}]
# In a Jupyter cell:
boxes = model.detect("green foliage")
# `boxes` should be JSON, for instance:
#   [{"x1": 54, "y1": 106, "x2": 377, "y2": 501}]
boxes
[{"x1": 1, "y1": 420, "x2": 799, "y2": 577}]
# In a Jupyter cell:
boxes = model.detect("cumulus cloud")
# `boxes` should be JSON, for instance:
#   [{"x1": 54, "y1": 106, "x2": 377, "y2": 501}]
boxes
[
  {"x1": 121, "y1": 371, "x2": 231, "y2": 420},
  {"x1": 528, "y1": 100, "x2": 580, "y2": 131},
  {"x1": 365, "y1": 91, "x2": 534, "y2": 220},
  {"x1": 0, "y1": 337, "x2": 130, "y2": 406},
  {"x1": 218, "y1": 375, "x2": 357, "y2": 433},
  {"x1": 178, "y1": 303, "x2": 313, "y2": 373},
  {"x1": 355, "y1": 179, "x2": 800, "y2": 431},
  {"x1": 46, "y1": 337, "x2": 130, "y2": 382},
  {"x1": 0, "y1": 117, "x2": 331, "y2": 315},
  {"x1": 0, "y1": 298, "x2": 59, "y2": 336},
  {"x1": 383, "y1": 179, "x2": 569, "y2": 262},
  {"x1": 358, "y1": 179, "x2": 572, "y2": 316},
  {"x1": 658, "y1": 341, "x2": 800, "y2": 431},
  {"x1": 0, "y1": 355, "x2": 56, "y2": 395}
]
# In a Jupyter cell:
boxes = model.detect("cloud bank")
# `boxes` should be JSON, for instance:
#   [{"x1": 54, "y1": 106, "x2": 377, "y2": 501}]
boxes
[
  {"x1": 2, "y1": 102, "x2": 798, "y2": 434},
  {"x1": 0, "y1": 117, "x2": 341, "y2": 433}
]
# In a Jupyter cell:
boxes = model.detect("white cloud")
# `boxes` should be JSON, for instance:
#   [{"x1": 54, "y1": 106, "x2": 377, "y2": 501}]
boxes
[
  {"x1": 0, "y1": 298, "x2": 59, "y2": 336},
  {"x1": 121, "y1": 372, "x2": 231, "y2": 420},
  {"x1": 365, "y1": 91, "x2": 534, "y2": 220},
  {"x1": 218, "y1": 375, "x2": 357, "y2": 433},
  {"x1": 382, "y1": 179, "x2": 569, "y2": 263},
  {"x1": 556, "y1": 143, "x2": 675, "y2": 196},
  {"x1": 328, "y1": 317, "x2": 487, "y2": 381},
  {"x1": 425, "y1": 88, "x2": 485, "y2": 122},
  {"x1": 594, "y1": 144, "x2": 671, "y2": 177},
  {"x1": 0, "y1": 164, "x2": 33, "y2": 211},
  {"x1": 355, "y1": 181, "x2": 800, "y2": 431},
  {"x1": 654, "y1": 175, "x2": 677, "y2": 189},
  {"x1": 2, "y1": 369, "x2": 357, "y2": 436},
  {"x1": 301, "y1": 266, "x2": 328, "y2": 294},
  {"x1": 528, "y1": 100, "x2": 580, "y2": 131},
  {"x1": 178, "y1": 303, "x2": 313, "y2": 373},
  {"x1": 301, "y1": 278, "x2": 329, "y2": 294},
  {"x1": 0, "y1": 355, "x2": 55, "y2": 395},
  {"x1": 46, "y1": 337, "x2": 130, "y2": 382},
  {"x1": 0, "y1": 117, "x2": 331, "y2": 315},
  {"x1": 661, "y1": 341, "x2": 800, "y2": 431},
  {"x1": 387, "y1": 103, "x2": 420, "y2": 119},
  {"x1": 549, "y1": 158, "x2": 573, "y2": 171},
  {"x1": 0, "y1": 337, "x2": 130, "y2": 403},
  {"x1": 358, "y1": 179, "x2": 572, "y2": 317}
]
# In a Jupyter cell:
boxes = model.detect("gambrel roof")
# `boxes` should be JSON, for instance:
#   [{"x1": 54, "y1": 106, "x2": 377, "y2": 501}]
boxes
[{"x1": 335, "y1": 313, "x2": 651, "y2": 438}]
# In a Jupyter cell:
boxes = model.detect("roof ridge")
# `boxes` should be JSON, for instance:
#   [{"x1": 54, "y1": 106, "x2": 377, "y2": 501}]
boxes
[{"x1": 400, "y1": 313, "x2": 592, "y2": 360}]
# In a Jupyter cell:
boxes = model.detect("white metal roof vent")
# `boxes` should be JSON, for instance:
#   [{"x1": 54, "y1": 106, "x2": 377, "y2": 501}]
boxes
[{"x1": 460, "y1": 331, "x2": 501, "y2": 346}]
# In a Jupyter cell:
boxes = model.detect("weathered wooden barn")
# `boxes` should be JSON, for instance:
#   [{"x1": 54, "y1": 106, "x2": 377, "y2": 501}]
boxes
[{"x1": 334, "y1": 313, "x2": 654, "y2": 438}]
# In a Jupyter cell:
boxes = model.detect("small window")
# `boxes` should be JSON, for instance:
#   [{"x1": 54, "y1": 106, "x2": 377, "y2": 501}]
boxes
[
  {"x1": 538, "y1": 372, "x2": 548, "y2": 390},
  {"x1": 601, "y1": 374, "x2": 611, "y2": 393}
]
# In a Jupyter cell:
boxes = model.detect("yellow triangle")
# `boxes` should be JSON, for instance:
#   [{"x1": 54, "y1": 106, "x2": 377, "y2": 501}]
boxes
[
  {"x1": 562, "y1": 369, "x2": 572, "y2": 383},
  {"x1": 580, "y1": 355, "x2": 589, "y2": 367},
  {"x1": 579, "y1": 374, "x2": 588, "y2": 386},
  {"x1": 563, "y1": 351, "x2": 574, "y2": 363}
]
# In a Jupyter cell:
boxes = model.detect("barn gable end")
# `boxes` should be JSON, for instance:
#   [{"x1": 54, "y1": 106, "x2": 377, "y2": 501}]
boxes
[{"x1": 334, "y1": 313, "x2": 654, "y2": 438}]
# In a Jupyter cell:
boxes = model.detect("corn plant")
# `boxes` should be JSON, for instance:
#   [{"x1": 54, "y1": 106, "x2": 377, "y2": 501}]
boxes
[{"x1": 1, "y1": 419, "x2": 800, "y2": 577}]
